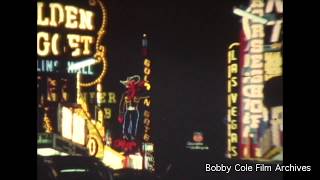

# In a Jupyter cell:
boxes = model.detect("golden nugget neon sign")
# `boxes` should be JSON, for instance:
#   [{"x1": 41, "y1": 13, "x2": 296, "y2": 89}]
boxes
[
  {"x1": 37, "y1": 0, "x2": 108, "y2": 87},
  {"x1": 37, "y1": 2, "x2": 95, "y2": 30},
  {"x1": 37, "y1": 2, "x2": 95, "y2": 57}
]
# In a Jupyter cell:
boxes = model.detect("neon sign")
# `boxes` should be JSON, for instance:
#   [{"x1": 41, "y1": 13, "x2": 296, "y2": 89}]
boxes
[
  {"x1": 117, "y1": 75, "x2": 149, "y2": 141},
  {"x1": 80, "y1": 90, "x2": 117, "y2": 121},
  {"x1": 236, "y1": 0, "x2": 283, "y2": 160},
  {"x1": 227, "y1": 42, "x2": 240, "y2": 158},
  {"x1": 141, "y1": 35, "x2": 154, "y2": 171},
  {"x1": 143, "y1": 58, "x2": 152, "y2": 142},
  {"x1": 37, "y1": 0, "x2": 108, "y2": 87},
  {"x1": 37, "y1": 2, "x2": 95, "y2": 58},
  {"x1": 240, "y1": 0, "x2": 267, "y2": 159}
]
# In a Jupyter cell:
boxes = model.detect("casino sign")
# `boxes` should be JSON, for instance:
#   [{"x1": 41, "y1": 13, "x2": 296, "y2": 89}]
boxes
[{"x1": 37, "y1": 0, "x2": 108, "y2": 87}]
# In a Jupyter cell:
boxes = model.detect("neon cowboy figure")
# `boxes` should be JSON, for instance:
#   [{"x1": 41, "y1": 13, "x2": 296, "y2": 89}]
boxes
[{"x1": 118, "y1": 75, "x2": 149, "y2": 140}]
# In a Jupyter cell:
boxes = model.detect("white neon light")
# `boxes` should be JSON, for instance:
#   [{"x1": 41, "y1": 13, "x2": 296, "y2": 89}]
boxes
[
  {"x1": 37, "y1": 148, "x2": 69, "y2": 156},
  {"x1": 60, "y1": 169, "x2": 86, "y2": 173},
  {"x1": 68, "y1": 58, "x2": 97, "y2": 71},
  {"x1": 233, "y1": 8, "x2": 268, "y2": 24}
]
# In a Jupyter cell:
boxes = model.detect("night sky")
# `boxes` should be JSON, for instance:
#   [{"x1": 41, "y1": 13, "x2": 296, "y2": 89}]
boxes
[{"x1": 105, "y1": 0, "x2": 244, "y2": 171}]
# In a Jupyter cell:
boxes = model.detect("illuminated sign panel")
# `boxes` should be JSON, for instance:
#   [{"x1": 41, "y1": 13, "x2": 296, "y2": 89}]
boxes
[
  {"x1": 37, "y1": 0, "x2": 108, "y2": 88},
  {"x1": 61, "y1": 107, "x2": 73, "y2": 139},
  {"x1": 102, "y1": 146, "x2": 125, "y2": 169},
  {"x1": 72, "y1": 113, "x2": 86, "y2": 145},
  {"x1": 186, "y1": 132, "x2": 209, "y2": 151},
  {"x1": 61, "y1": 106, "x2": 86, "y2": 145},
  {"x1": 235, "y1": 0, "x2": 283, "y2": 160},
  {"x1": 240, "y1": 0, "x2": 266, "y2": 159},
  {"x1": 227, "y1": 42, "x2": 240, "y2": 158}
]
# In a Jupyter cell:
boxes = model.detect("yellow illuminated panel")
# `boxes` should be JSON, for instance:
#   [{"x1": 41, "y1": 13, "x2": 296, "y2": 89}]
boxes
[
  {"x1": 61, "y1": 106, "x2": 86, "y2": 145},
  {"x1": 72, "y1": 113, "x2": 86, "y2": 145},
  {"x1": 102, "y1": 146, "x2": 125, "y2": 169},
  {"x1": 264, "y1": 52, "x2": 282, "y2": 81},
  {"x1": 61, "y1": 107, "x2": 73, "y2": 140}
]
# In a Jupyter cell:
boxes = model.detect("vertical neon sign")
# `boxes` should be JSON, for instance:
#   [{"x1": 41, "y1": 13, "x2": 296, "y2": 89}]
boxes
[
  {"x1": 142, "y1": 34, "x2": 155, "y2": 171},
  {"x1": 239, "y1": 0, "x2": 267, "y2": 159},
  {"x1": 227, "y1": 42, "x2": 240, "y2": 158}
]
